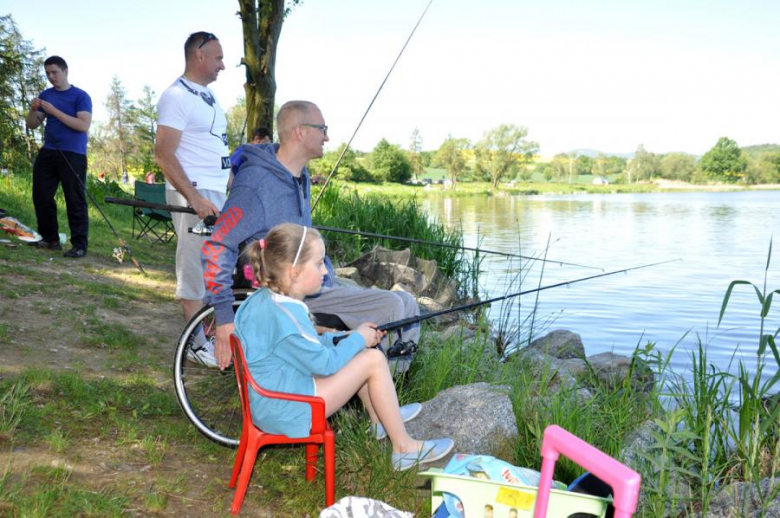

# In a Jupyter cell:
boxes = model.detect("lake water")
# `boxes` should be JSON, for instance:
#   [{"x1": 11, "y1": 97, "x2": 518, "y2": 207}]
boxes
[{"x1": 421, "y1": 191, "x2": 780, "y2": 385}]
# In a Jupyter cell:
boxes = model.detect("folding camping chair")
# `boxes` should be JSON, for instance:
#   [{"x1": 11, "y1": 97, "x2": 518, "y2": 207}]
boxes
[{"x1": 132, "y1": 181, "x2": 174, "y2": 243}]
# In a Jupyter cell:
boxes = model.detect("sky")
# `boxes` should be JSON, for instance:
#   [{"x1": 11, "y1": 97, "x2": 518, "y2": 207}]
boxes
[{"x1": 5, "y1": 0, "x2": 780, "y2": 157}]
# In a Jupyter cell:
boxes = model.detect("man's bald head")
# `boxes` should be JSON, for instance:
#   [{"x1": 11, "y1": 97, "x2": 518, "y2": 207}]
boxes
[{"x1": 277, "y1": 101, "x2": 319, "y2": 144}]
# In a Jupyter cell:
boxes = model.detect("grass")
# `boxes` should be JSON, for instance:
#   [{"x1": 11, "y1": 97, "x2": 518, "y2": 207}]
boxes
[
  {"x1": 0, "y1": 171, "x2": 176, "y2": 271},
  {"x1": 2, "y1": 168, "x2": 779, "y2": 515}
]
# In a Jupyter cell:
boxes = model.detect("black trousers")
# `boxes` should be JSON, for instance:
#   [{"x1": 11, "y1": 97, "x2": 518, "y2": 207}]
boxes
[{"x1": 32, "y1": 148, "x2": 89, "y2": 250}]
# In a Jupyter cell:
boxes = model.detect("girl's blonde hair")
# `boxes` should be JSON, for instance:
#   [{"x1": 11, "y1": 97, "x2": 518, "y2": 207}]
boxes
[{"x1": 244, "y1": 223, "x2": 323, "y2": 295}]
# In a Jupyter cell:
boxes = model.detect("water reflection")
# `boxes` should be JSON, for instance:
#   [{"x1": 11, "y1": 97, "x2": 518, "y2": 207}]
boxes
[{"x1": 421, "y1": 191, "x2": 779, "y2": 385}]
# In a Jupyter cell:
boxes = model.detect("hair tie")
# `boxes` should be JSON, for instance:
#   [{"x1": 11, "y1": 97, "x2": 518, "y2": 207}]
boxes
[
  {"x1": 258, "y1": 238, "x2": 265, "y2": 250},
  {"x1": 292, "y1": 226, "x2": 308, "y2": 267}
]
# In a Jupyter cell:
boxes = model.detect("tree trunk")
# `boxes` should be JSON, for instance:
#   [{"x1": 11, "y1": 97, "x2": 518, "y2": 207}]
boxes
[{"x1": 238, "y1": 0, "x2": 285, "y2": 139}]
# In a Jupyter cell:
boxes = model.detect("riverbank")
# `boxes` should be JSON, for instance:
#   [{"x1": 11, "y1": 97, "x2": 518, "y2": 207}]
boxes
[
  {"x1": 334, "y1": 178, "x2": 780, "y2": 199},
  {"x1": 1, "y1": 173, "x2": 778, "y2": 516}
]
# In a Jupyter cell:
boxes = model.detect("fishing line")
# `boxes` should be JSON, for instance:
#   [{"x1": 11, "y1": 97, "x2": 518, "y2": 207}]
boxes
[
  {"x1": 105, "y1": 198, "x2": 602, "y2": 270},
  {"x1": 49, "y1": 140, "x2": 146, "y2": 275},
  {"x1": 376, "y1": 258, "x2": 681, "y2": 333},
  {"x1": 310, "y1": 0, "x2": 434, "y2": 213}
]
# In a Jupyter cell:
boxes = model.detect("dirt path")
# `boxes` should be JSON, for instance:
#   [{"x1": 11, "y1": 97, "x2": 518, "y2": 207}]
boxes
[{"x1": 0, "y1": 245, "x2": 278, "y2": 517}]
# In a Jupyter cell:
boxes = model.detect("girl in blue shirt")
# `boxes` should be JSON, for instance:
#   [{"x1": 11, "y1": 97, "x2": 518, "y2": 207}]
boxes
[{"x1": 234, "y1": 223, "x2": 453, "y2": 471}]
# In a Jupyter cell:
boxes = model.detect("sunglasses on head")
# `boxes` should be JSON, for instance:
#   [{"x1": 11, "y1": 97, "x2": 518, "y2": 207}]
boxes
[{"x1": 198, "y1": 33, "x2": 217, "y2": 49}]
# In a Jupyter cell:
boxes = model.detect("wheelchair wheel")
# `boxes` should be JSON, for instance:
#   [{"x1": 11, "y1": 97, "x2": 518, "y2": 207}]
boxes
[{"x1": 173, "y1": 291, "x2": 251, "y2": 447}]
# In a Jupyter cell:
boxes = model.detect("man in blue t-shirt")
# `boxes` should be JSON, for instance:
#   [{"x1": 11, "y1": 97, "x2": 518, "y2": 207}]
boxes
[{"x1": 25, "y1": 56, "x2": 92, "y2": 258}]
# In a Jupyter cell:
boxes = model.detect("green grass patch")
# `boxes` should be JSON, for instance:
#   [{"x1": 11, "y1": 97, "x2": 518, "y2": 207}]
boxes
[
  {"x1": 80, "y1": 320, "x2": 144, "y2": 351},
  {"x1": 0, "y1": 322, "x2": 10, "y2": 343},
  {"x1": 0, "y1": 464, "x2": 128, "y2": 517}
]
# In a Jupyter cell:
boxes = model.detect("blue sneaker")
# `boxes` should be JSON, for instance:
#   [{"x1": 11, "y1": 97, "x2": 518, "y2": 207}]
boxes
[
  {"x1": 374, "y1": 403, "x2": 423, "y2": 440},
  {"x1": 392, "y1": 438, "x2": 455, "y2": 472}
]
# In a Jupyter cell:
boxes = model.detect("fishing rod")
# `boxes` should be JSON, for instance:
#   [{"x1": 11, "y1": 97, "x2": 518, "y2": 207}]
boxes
[
  {"x1": 316, "y1": 225, "x2": 601, "y2": 270},
  {"x1": 310, "y1": 0, "x2": 434, "y2": 213},
  {"x1": 375, "y1": 258, "x2": 681, "y2": 333},
  {"x1": 106, "y1": 198, "x2": 600, "y2": 269},
  {"x1": 49, "y1": 141, "x2": 147, "y2": 275}
]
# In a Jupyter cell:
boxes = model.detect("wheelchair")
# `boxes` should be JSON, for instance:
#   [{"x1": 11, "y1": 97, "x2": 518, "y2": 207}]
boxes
[{"x1": 172, "y1": 239, "x2": 417, "y2": 447}]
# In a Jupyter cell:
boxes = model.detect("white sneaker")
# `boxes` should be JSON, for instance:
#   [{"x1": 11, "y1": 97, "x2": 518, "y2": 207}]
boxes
[{"x1": 187, "y1": 337, "x2": 219, "y2": 368}]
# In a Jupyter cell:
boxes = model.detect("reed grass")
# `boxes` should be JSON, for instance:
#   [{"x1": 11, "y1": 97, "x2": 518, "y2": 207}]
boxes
[{"x1": 313, "y1": 183, "x2": 482, "y2": 299}]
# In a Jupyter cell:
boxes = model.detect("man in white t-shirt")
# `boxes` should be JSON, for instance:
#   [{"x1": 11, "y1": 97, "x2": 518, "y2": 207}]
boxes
[{"x1": 155, "y1": 31, "x2": 230, "y2": 366}]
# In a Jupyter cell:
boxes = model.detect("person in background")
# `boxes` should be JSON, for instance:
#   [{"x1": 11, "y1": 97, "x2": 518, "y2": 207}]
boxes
[
  {"x1": 250, "y1": 126, "x2": 272, "y2": 144},
  {"x1": 25, "y1": 55, "x2": 92, "y2": 258},
  {"x1": 145, "y1": 171, "x2": 156, "y2": 184},
  {"x1": 155, "y1": 31, "x2": 230, "y2": 367},
  {"x1": 229, "y1": 126, "x2": 273, "y2": 173}
]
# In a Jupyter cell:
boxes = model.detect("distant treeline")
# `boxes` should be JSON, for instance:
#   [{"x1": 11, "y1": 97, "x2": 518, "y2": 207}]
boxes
[{"x1": 2, "y1": 16, "x2": 777, "y2": 188}]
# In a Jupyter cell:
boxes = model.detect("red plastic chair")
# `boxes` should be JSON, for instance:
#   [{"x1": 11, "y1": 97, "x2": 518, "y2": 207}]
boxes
[
  {"x1": 534, "y1": 425, "x2": 642, "y2": 518},
  {"x1": 228, "y1": 334, "x2": 335, "y2": 515}
]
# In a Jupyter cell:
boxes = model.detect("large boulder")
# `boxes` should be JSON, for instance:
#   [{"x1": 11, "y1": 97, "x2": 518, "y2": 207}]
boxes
[
  {"x1": 526, "y1": 329, "x2": 585, "y2": 359},
  {"x1": 404, "y1": 383, "x2": 517, "y2": 466},
  {"x1": 620, "y1": 420, "x2": 693, "y2": 517},
  {"x1": 587, "y1": 352, "x2": 654, "y2": 394},
  {"x1": 702, "y1": 478, "x2": 780, "y2": 517},
  {"x1": 347, "y1": 246, "x2": 462, "y2": 307},
  {"x1": 514, "y1": 330, "x2": 654, "y2": 399}
]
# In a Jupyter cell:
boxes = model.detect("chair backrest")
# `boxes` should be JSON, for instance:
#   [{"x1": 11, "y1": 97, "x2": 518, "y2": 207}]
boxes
[
  {"x1": 134, "y1": 180, "x2": 171, "y2": 219},
  {"x1": 229, "y1": 334, "x2": 327, "y2": 434},
  {"x1": 230, "y1": 334, "x2": 253, "y2": 424}
]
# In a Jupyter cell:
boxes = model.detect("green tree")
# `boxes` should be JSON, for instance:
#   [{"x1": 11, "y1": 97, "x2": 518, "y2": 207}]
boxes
[
  {"x1": 603, "y1": 155, "x2": 627, "y2": 176},
  {"x1": 535, "y1": 161, "x2": 552, "y2": 181},
  {"x1": 370, "y1": 138, "x2": 412, "y2": 183},
  {"x1": 575, "y1": 155, "x2": 594, "y2": 176},
  {"x1": 226, "y1": 95, "x2": 248, "y2": 151},
  {"x1": 419, "y1": 150, "x2": 433, "y2": 168},
  {"x1": 132, "y1": 85, "x2": 158, "y2": 173},
  {"x1": 436, "y1": 136, "x2": 470, "y2": 189},
  {"x1": 629, "y1": 144, "x2": 662, "y2": 182},
  {"x1": 0, "y1": 15, "x2": 46, "y2": 173},
  {"x1": 474, "y1": 124, "x2": 538, "y2": 188},
  {"x1": 660, "y1": 152, "x2": 696, "y2": 182},
  {"x1": 699, "y1": 137, "x2": 747, "y2": 182},
  {"x1": 103, "y1": 76, "x2": 136, "y2": 181},
  {"x1": 310, "y1": 142, "x2": 373, "y2": 182},
  {"x1": 238, "y1": 0, "x2": 301, "y2": 136},
  {"x1": 744, "y1": 152, "x2": 780, "y2": 185},
  {"x1": 549, "y1": 153, "x2": 570, "y2": 182}
]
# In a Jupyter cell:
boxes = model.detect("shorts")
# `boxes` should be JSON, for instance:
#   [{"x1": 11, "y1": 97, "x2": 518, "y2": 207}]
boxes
[{"x1": 166, "y1": 188, "x2": 227, "y2": 301}]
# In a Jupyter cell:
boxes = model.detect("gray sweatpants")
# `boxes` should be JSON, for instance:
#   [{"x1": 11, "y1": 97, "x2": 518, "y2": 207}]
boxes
[{"x1": 305, "y1": 285, "x2": 420, "y2": 347}]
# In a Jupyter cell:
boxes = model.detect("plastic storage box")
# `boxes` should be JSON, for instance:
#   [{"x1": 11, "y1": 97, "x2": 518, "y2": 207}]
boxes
[{"x1": 420, "y1": 469, "x2": 610, "y2": 518}]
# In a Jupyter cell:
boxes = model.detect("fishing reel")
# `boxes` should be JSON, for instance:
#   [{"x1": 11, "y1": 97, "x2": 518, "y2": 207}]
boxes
[
  {"x1": 188, "y1": 215, "x2": 218, "y2": 236},
  {"x1": 385, "y1": 329, "x2": 418, "y2": 359}
]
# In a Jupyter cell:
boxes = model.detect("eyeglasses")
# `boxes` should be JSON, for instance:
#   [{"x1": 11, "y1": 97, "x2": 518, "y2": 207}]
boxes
[
  {"x1": 301, "y1": 123, "x2": 328, "y2": 136},
  {"x1": 198, "y1": 33, "x2": 217, "y2": 49}
]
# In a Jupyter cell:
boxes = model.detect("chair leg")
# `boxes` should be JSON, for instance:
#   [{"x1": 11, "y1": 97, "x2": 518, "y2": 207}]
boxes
[
  {"x1": 229, "y1": 427, "x2": 249, "y2": 488},
  {"x1": 231, "y1": 443, "x2": 260, "y2": 516},
  {"x1": 305, "y1": 443, "x2": 318, "y2": 482},
  {"x1": 324, "y1": 431, "x2": 335, "y2": 507}
]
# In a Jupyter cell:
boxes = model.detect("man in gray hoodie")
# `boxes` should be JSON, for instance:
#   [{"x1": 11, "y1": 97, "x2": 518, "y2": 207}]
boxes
[{"x1": 202, "y1": 100, "x2": 419, "y2": 370}]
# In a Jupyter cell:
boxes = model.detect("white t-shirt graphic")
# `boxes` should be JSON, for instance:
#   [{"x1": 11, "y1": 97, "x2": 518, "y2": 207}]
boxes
[{"x1": 157, "y1": 77, "x2": 230, "y2": 193}]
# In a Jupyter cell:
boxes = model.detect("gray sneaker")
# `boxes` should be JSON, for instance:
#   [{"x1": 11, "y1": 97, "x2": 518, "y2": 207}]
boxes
[
  {"x1": 373, "y1": 402, "x2": 423, "y2": 440},
  {"x1": 392, "y1": 438, "x2": 455, "y2": 471},
  {"x1": 187, "y1": 337, "x2": 219, "y2": 368}
]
